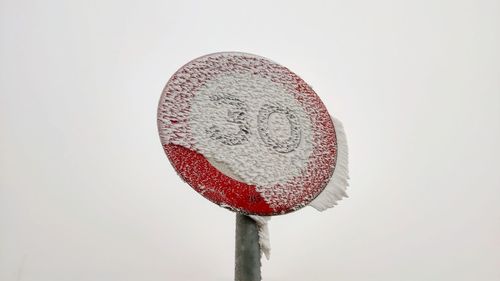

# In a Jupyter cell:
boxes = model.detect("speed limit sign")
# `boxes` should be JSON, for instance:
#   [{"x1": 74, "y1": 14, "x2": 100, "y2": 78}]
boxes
[{"x1": 157, "y1": 52, "x2": 341, "y2": 216}]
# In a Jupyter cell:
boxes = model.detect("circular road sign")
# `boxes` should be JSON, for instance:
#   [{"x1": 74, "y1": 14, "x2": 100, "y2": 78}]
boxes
[{"x1": 158, "y1": 52, "x2": 337, "y2": 216}]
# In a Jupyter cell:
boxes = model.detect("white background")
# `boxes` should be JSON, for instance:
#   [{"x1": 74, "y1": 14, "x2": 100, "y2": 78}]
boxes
[{"x1": 1, "y1": 0, "x2": 499, "y2": 280}]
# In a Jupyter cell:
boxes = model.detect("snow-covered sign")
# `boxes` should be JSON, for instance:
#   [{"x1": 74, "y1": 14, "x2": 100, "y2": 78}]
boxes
[{"x1": 158, "y1": 52, "x2": 345, "y2": 216}]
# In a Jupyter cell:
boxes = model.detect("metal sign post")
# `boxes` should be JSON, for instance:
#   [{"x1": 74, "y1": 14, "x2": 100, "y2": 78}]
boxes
[{"x1": 235, "y1": 214, "x2": 261, "y2": 281}]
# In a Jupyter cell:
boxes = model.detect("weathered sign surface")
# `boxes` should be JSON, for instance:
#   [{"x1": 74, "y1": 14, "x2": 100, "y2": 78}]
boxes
[{"x1": 158, "y1": 52, "x2": 338, "y2": 216}]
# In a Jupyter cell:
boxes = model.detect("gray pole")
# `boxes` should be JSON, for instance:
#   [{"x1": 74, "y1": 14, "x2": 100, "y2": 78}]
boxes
[{"x1": 235, "y1": 213, "x2": 261, "y2": 281}]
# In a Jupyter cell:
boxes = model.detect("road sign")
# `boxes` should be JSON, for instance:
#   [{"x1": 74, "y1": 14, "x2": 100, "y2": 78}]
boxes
[{"x1": 158, "y1": 52, "x2": 338, "y2": 216}]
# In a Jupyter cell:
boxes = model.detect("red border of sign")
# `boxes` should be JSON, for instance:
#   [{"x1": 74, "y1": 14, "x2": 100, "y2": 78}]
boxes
[{"x1": 158, "y1": 52, "x2": 337, "y2": 216}]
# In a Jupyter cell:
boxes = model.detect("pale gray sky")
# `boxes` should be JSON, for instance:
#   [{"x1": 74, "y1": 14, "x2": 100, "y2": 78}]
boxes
[{"x1": 1, "y1": 0, "x2": 499, "y2": 280}]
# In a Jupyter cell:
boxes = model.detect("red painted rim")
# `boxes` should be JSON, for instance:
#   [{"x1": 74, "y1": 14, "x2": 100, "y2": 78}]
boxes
[{"x1": 158, "y1": 52, "x2": 337, "y2": 216}]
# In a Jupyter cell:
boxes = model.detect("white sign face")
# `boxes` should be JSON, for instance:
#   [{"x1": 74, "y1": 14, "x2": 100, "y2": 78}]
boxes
[
  {"x1": 190, "y1": 73, "x2": 314, "y2": 187},
  {"x1": 158, "y1": 52, "x2": 338, "y2": 215}
]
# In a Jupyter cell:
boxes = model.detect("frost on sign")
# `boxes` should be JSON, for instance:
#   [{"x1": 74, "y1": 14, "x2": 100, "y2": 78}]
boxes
[{"x1": 157, "y1": 52, "x2": 338, "y2": 216}]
